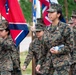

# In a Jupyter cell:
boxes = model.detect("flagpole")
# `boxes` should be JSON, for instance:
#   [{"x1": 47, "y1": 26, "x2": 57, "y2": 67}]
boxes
[
  {"x1": 32, "y1": 0, "x2": 36, "y2": 75},
  {"x1": 32, "y1": 0, "x2": 41, "y2": 75},
  {"x1": 64, "y1": 0, "x2": 68, "y2": 23}
]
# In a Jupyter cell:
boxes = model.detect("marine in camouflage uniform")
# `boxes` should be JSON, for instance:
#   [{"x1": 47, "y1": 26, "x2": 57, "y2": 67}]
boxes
[
  {"x1": 0, "y1": 22, "x2": 22, "y2": 75},
  {"x1": 0, "y1": 22, "x2": 13, "y2": 75},
  {"x1": 11, "y1": 46, "x2": 22, "y2": 75},
  {"x1": 22, "y1": 19, "x2": 54, "y2": 75},
  {"x1": 68, "y1": 10, "x2": 76, "y2": 75},
  {"x1": 24, "y1": 38, "x2": 45, "y2": 75},
  {"x1": 37, "y1": 4, "x2": 73, "y2": 75}
]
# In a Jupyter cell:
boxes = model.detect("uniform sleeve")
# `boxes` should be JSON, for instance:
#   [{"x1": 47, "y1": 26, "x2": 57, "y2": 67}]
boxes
[
  {"x1": 58, "y1": 25, "x2": 73, "y2": 54},
  {"x1": 37, "y1": 51, "x2": 43, "y2": 65},
  {"x1": 24, "y1": 42, "x2": 34, "y2": 68}
]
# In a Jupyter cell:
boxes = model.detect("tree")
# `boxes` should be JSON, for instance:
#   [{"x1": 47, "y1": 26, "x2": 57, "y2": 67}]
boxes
[
  {"x1": 58, "y1": 0, "x2": 76, "y2": 20},
  {"x1": 19, "y1": 0, "x2": 32, "y2": 22}
]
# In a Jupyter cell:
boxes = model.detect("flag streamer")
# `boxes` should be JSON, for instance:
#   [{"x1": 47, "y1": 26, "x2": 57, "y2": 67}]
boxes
[{"x1": 39, "y1": 0, "x2": 52, "y2": 26}]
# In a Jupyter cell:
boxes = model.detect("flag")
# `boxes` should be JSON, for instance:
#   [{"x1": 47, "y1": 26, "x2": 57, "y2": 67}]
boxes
[
  {"x1": 0, "y1": 0, "x2": 29, "y2": 46},
  {"x1": 39, "y1": 0, "x2": 52, "y2": 26},
  {"x1": 33, "y1": 0, "x2": 36, "y2": 26},
  {"x1": 33, "y1": 0, "x2": 41, "y2": 26}
]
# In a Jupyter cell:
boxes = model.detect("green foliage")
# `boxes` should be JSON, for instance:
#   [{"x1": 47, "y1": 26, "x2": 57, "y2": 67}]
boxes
[
  {"x1": 58, "y1": 0, "x2": 76, "y2": 19},
  {"x1": 19, "y1": 0, "x2": 32, "y2": 22},
  {"x1": 19, "y1": 0, "x2": 76, "y2": 22}
]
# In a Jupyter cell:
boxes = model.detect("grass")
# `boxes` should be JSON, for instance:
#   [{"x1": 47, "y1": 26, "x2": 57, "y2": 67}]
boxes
[{"x1": 20, "y1": 51, "x2": 32, "y2": 75}]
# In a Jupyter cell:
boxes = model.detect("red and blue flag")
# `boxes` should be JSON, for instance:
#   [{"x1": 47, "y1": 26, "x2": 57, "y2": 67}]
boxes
[
  {"x1": 39, "y1": 0, "x2": 52, "y2": 26},
  {"x1": 0, "y1": 0, "x2": 29, "y2": 46}
]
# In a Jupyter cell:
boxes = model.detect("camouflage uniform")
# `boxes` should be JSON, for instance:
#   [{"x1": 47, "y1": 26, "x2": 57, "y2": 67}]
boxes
[
  {"x1": 0, "y1": 36, "x2": 13, "y2": 75},
  {"x1": 70, "y1": 26, "x2": 76, "y2": 75},
  {"x1": 24, "y1": 19, "x2": 54, "y2": 75},
  {"x1": 38, "y1": 21, "x2": 72, "y2": 75},
  {"x1": 0, "y1": 35, "x2": 22, "y2": 75},
  {"x1": 24, "y1": 38, "x2": 43, "y2": 75},
  {"x1": 0, "y1": 22, "x2": 22, "y2": 75},
  {"x1": 37, "y1": 4, "x2": 72, "y2": 75},
  {"x1": 69, "y1": 10, "x2": 76, "y2": 75},
  {"x1": 11, "y1": 46, "x2": 22, "y2": 75}
]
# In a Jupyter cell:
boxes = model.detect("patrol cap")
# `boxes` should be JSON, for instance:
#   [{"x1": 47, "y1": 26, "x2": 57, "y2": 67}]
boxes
[
  {"x1": 47, "y1": 3, "x2": 62, "y2": 12},
  {"x1": 68, "y1": 20, "x2": 73, "y2": 24},
  {"x1": 71, "y1": 10, "x2": 76, "y2": 17},
  {"x1": 35, "y1": 18, "x2": 45, "y2": 31},
  {"x1": 0, "y1": 21, "x2": 8, "y2": 30},
  {"x1": 37, "y1": 18, "x2": 43, "y2": 23}
]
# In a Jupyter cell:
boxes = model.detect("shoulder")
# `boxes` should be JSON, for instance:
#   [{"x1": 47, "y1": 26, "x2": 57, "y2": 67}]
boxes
[
  {"x1": 59, "y1": 21, "x2": 71, "y2": 31},
  {"x1": 5, "y1": 36, "x2": 14, "y2": 45}
]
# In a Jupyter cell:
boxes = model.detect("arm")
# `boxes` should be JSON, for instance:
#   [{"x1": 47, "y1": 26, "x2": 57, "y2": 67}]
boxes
[
  {"x1": 58, "y1": 25, "x2": 73, "y2": 54},
  {"x1": 23, "y1": 42, "x2": 34, "y2": 69}
]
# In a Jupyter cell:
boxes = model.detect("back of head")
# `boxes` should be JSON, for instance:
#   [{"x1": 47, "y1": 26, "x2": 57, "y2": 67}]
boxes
[{"x1": 68, "y1": 20, "x2": 73, "y2": 25}]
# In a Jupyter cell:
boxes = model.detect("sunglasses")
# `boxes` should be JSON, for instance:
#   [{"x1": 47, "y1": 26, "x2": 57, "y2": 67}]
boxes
[
  {"x1": 0, "y1": 30, "x2": 4, "y2": 31},
  {"x1": 36, "y1": 31, "x2": 41, "y2": 32}
]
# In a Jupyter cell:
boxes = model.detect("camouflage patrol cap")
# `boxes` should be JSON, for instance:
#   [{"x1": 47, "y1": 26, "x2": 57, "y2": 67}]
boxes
[
  {"x1": 37, "y1": 18, "x2": 43, "y2": 23},
  {"x1": 68, "y1": 20, "x2": 73, "y2": 24},
  {"x1": 35, "y1": 18, "x2": 45, "y2": 31},
  {"x1": 47, "y1": 3, "x2": 62, "y2": 12},
  {"x1": 0, "y1": 21, "x2": 8, "y2": 30},
  {"x1": 71, "y1": 10, "x2": 76, "y2": 17}
]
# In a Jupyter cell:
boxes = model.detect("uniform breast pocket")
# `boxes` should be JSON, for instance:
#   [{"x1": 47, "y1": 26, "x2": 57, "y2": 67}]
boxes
[{"x1": 51, "y1": 30, "x2": 63, "y2": 44}]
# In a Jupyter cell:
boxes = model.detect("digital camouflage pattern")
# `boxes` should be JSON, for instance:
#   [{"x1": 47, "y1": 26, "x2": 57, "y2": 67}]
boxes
[
  {"x1": 35, "y1": 19, "x2": 46, "y2": 31},
  {"x1": 0, "y1": 36, "x2": 13, "y2": 75},
  {"x1": 24, "y1": 36, "x2": 54, "y2": 75},
  {"x1": 69, "y1": 25, "x2": 76, "y2": 75},
  {"x1": 0, "y1": 36, "x2": 13, "y2": 71},
  {"x1": 0, "y1": 22, "x2": 8, "y2": 30},
  {"x1": 47, "y1": 3, "x2": 62, "y2": 12},
  {"x1": 11, "y1": 46, "x2": 22, "y2": 75},
  {"x1": 24, "y1": 38, "x2": 48, "y2": 75},
  {"x1": 0, "y1": 71, "x2": 11, "y2": 75},
  {"x1": 71, "y1": 25, "x2": 76, "y2": 75},
  {"x1": 38, "y1": 21, "x2": 73, "y2": 75},
  {"x1": 24, "y1": 18, "x2": 54, "y2": 75},
  {"x1": 71, "y1": 10, "x2": 76, "y2": 17},
  {"x1": 69, "y1": 9, "x2": 76, "y2": 75},
  {"x1": 0, "y1": 35, "x2": 22, "y2": 75},
  {"x1": 0, "y1": 21, "x2": 22, "y2": 75},
  {"x1": 24, "y1": 38, "x2": 41, "y2": 67}
]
